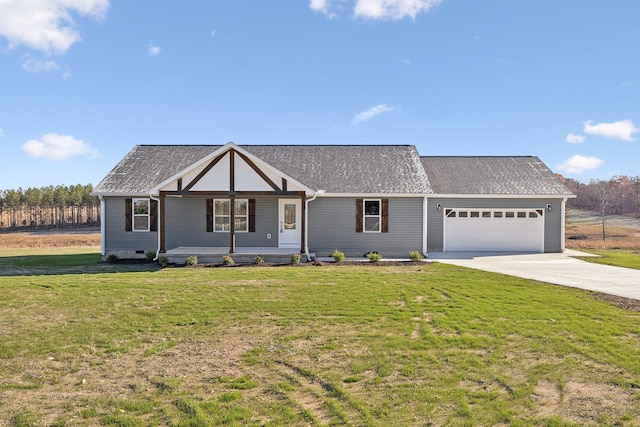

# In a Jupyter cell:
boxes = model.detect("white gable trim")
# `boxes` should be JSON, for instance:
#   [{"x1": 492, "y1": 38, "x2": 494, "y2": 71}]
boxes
[{"x1": 151, "y1": 142, "x2": 314, "y2": 195}]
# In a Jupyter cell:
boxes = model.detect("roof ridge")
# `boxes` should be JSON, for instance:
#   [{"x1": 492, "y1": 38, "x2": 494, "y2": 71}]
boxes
[{"x1": 135, "y1": 144, "x2": 416, "y2": 148}]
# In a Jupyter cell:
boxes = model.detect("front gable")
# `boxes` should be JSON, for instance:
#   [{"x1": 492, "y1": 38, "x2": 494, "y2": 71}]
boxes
[{"x1": 154, "y1": 142, "x2": 312, "y2": 195}]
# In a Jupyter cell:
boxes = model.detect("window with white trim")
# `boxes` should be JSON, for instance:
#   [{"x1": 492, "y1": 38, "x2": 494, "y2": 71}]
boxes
[
  {"x1": 133, "y1": 198, "x2": 150, "y2": 231},
  {"x1": 364, "y1": 199, "x2": 381, "y2": 232},
  {"x1": 214, "y1": 199, "x2": 248, "y2": 232}
]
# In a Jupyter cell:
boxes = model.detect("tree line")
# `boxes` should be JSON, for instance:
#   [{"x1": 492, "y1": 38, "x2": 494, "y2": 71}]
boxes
[
  {"x1": 0, "y1": 184, "x2": 99, "y2": 231},
  {"x1": 562, "y1": 175, "x2": 640, "y2": 217}
]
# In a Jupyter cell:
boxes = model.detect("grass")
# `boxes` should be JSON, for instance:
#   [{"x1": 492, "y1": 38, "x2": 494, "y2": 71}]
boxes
[
  {"x1": 1, "y1": 249, "x2": 640, "y2": 425},
  {"x1": 0, "y1": 247, "x2": 156, "y2": 276},
  {"x1": 575, "y1": 249, "x2": 640, "y2": 270},
  {"x1": 565, "y1": 217, "x2": 640, "y2": 270}
]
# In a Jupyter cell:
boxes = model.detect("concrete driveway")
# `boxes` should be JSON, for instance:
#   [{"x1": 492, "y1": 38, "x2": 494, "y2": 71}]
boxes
[{"x1": 428, "y1": 250, "x2": 640, "y2": 300}]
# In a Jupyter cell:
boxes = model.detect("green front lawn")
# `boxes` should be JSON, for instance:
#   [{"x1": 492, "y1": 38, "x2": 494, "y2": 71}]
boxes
[
  {"x1": 1, "y1": 252, "x2": 639, "y2": 426},
  {"x1": 575, "y1": 249, "x2": 640, "y2": 270}
]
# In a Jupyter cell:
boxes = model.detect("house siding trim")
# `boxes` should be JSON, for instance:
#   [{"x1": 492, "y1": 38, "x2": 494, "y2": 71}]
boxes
[
  {"x1": 426, "y1": 197, "x2": 566, "y2": 253},
  {"x1": 432, "y1": 194, "x2": 577, "y2": 199},
  {"x1": 308, "y1": 197, "x2": 424, "y2": 257},
  {"x1": 102, "y1": 196, "x2": 159, "y2": 259}
]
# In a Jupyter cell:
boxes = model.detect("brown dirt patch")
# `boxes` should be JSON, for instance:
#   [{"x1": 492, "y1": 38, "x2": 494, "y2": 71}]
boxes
[
  {"x1": 531, "y1": 379, "x2": 640, "y2": 424},
  {"x1": 590, "y1": 293, "x2": 640, "y2": 312}
]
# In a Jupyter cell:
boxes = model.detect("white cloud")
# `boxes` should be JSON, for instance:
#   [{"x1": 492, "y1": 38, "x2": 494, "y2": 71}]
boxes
[
  {"x1": 0, "y1": 0, "x2": 109, "y2": 55},
  {"x1": 310, "y1": 0, "x2": 442, "y2": 20},
  {"x1": 0, "y1": 128, "x2": 4, "y2": 138},
  {"x1": 210, "y1": 29, "x2": 216, "y2": 38},
  {"x1": 309, "y1": 0, "x2": 337, "y2": 18},
  {"x1": 20, "y1": 54, "x2": 60, "y2": 73},
  {"x1": 353, "y1": 0, "x2": 443, "y2": 20},
  {"x1": 565, "y1": 133, "x2": 586, "y2": 144},
  {"x1": 352, "y1": 104, "x2": 396, "y2": 126},
  {"x1": 583, "y1": 119, "x2": 638, "y2": 142},
  {"x1": 147, "y1": 44, "x2": 161, "y2": 56},
  {"x1": 558, "y1": 154, "x2": 604, "y2": 174},
  {"x1": 22, "y1": 133, "x2": 99, "y2": 160}
]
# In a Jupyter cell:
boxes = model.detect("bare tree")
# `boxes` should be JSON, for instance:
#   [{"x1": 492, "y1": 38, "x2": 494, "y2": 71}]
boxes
[{"x1": 591, "y1": 179, "x2": 610, "y2": 241}]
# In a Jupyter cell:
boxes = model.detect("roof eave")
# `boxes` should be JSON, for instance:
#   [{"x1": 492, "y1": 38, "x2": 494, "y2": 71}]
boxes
[{"x1": 430, "y1": 193, "x2": 576, "y2": 198}]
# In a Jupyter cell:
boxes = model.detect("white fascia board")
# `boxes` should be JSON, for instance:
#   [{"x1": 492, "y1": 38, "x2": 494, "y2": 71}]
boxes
[
  {"x1": 149, "y1": 141, "x2": 314, "y2": 195},
  {"x1": 232, "y1": 146, "x2": 315, "y2": 194},
  {"x1": 432, "y1": 193, "x2": 576, "y2": 199},
  {"x1": 150, "y1": 142, "x2": 235, "y2": 193},
  {"x1": 91, "y1": 192, "x2": 151, "y2": 197},
  {"x1": 317, "y1": 193, "x2": 429, "y2": 198}
]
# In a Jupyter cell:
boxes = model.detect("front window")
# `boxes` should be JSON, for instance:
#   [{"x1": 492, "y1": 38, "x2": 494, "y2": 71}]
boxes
[
  {"x1": 133, "y1": 198, "x2": 149, "y2": 231},
  {"x1": 214, "y1": 199, "x2": 248, "y2": 232},
  {"x1": 364, "y1": 199, "x2": 381, "y2": 232}
]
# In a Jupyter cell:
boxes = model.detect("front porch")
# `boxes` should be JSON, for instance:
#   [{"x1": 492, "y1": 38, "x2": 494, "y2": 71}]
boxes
[{"x1": 164, "y1": 246, "x2": 314, "y2": 264}]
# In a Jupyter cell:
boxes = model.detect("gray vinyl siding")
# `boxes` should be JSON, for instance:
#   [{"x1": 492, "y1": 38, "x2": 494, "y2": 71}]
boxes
[
  {"x1": 165, "y1": 197, "x2": 279, "y2": 249},
  {"x1": 426, "y1": 198, "x2": 565, "y2": 253},
  {"x1": 104, "y1": 197, "x2": 157, "y2": 253},
  {"x1": 308, "y1": 197, "x2": 424, "y2": 257}
]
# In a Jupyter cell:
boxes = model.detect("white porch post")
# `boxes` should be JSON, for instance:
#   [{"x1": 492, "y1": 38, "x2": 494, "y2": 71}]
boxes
[
  {"x1": 422, "y1": 196, "x2": 428, "y2": 256},
  {"x1": 99, "y1": 195, "x2": 105, "y2": 256},
  {"x1": 561, "y1": 197, "x2": 567, "y2": 252}
]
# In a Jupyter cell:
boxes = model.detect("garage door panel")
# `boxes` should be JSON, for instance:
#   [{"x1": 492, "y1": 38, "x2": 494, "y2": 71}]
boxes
[{"x1": 444, "y1": 210, "x2": 543, "y2": 252}]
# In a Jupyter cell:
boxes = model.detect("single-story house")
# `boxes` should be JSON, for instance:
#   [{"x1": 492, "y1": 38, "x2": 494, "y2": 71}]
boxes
[{"x1": 93, "y1": 142, "x2": 575, "y2": 261}]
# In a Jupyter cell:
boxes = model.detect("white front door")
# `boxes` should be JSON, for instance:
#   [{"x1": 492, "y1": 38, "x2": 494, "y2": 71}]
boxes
[{"x1": 278, "y1": 199, "x2": 302, "y2": 248}]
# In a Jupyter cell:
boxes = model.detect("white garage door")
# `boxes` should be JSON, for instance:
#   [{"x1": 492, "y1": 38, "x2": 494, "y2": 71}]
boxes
[{"x1": 444, "y1": 208, "x2": 544, "y2": 252}]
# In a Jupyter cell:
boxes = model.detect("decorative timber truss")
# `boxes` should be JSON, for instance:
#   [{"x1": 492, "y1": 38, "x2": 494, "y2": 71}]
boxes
[{"x1": 158, "y1": 147, "x2": 307, "y2": 254}]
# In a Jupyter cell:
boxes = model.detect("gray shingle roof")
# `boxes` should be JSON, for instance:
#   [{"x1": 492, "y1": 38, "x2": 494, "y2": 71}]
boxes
[
  {"x1": 420, "y1": 156, "x2": 574, "y2": 196},
  {"x1": 94, "y1": 145, "x2": 219, "y2": 194},
  {"x1": 244, "y1": 145, "x2": 432, "y2": 194},
  {"x1": 94, "y1": 144, "x2": 433, "y2": 194}
]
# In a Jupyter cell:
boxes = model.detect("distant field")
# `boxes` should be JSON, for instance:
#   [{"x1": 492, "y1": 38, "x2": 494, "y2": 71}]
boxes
[
  {"x1": 0, "y1": 229, "x2": 100, "y2": 249},
  {"x1": 566, "y1": 209, "x2": 640, "y2": 250},
  {"x1": 1, "y1": 249, "x2": 639, "y2": 425}
]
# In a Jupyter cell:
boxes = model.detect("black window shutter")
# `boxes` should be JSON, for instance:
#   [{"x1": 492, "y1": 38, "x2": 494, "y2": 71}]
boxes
[
  {"x1": 381, "y1": 199, "x2": 389, "y2": 233},
  {"x1": 355, "y1": 198, "x2": 363, "y2": 233},
  {"x1": 206, "y1": 199, "x2": 213, "y2": 232},
  {"x1": 125, "y1": 198, "x2": 132, "y2": 232},
  {"x1": 249, "y1": 199, "x2": 256, "y2": 232},
  {"x1": 150, "y1": 199, "x2": 158, "y2": 232}
]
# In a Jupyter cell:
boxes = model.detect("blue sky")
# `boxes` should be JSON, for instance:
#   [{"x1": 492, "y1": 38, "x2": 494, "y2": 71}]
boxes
[{"x1": 0, "y1": 0, "x2": 638, "y2": 190}]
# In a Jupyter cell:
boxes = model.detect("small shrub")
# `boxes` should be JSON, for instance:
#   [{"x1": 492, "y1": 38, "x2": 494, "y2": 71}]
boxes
[
  {"x1": 159, "y1": 256, "x2": 169, "y2": 268},
  {"x1": 145, "y1": 251, "x2": 156, "y2": 261},
  {"x1": 185, "y1": 255, "x2": 198, "y2": 266},
  {"x1": 291, "y1": 253, "x2": 301, "y2": 264},
  {"x1": 343, "y1": 375, "x2": 362, "y2": 384},
  {"x1": 332, "y1": 249, "x2": 346, "y2": 262},
  {"x1": 255, "y1": 255, "x2": 265, "y2": 265},
  {"x1": 366, "y1": 252, "x2": 382, "y2": 263},
  {"x1": 106, "y1": 254, "x2": 118, "y2": 263},
  {"x1": 409, "y1": 251, "x2": 423, "y2": 261},
  {"x1": 222, "y1": 255, "x2": 235, "y2": 266}
]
